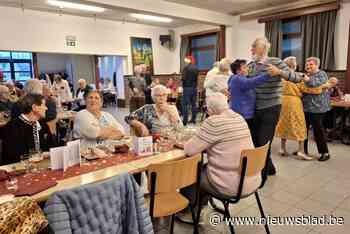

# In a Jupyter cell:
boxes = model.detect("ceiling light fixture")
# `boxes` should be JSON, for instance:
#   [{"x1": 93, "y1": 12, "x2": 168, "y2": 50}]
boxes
[
  {"x1": 47, "y1": 0, "x2": 105, "y2": 13},
  {"x1": 130, "y1": 13, "x2": 172, "y2": 23}
]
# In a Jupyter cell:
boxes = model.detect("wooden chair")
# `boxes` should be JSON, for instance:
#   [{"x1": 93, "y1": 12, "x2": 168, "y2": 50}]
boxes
[
  {"x1": 196, "y1": 144, "x2": 270, "y2": 234},
  {"x1": 147, "y1": 154, "x2": 202, "y2": 234}
]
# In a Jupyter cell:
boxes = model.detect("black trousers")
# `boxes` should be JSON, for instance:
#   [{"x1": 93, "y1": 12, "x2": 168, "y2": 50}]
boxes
[
  {"x1": 251, "y1": 105, "x2": 281, "y2": 182},
  {"x1": 245, "y1": 118, "x2": 255, "y2": 137},
  {"x1": 304, "y1": 112, "x2": 329, "y2": 154}
]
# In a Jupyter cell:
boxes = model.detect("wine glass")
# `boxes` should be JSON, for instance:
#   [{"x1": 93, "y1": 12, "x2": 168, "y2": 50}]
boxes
[{"x1": 20, "y1": 153, "x2": 31, "y2": 174}]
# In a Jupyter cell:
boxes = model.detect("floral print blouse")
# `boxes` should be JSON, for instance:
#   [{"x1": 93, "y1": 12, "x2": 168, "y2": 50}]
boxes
[{"x1": 125, "y1": 104, "x2": 182, "y2": 134}]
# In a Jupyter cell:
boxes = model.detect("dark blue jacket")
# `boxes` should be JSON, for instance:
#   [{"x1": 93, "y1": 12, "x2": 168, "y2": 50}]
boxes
[{"x1": 228, "y1": 73, "x2": 269, "y2": 119}]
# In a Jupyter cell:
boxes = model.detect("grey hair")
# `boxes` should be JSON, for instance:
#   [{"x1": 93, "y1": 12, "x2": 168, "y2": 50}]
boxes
[
  {"x1": 218, "y1": 58, "x2": 231, "y2": 73},
  {"x1": 206, "y1": 92, "x2": 229, "y2": 113},
  {"x1": 78, "y1": 79, "x2": 86, "y2": 84},
  {"x1": 151, "y1": 84, "x2": 169, "y2": 101},
  {"x1": 283, "y1": 56, "x2": 297, "y2": 71},
  {"x1": 252, "y1": 37, "x2": 271, "y2": 53},
  {"x1": 306, "y1": 57, "x2": 320, "y2": 67},
  {"x1": 24, "y1": 79, "x2": 43, "y2": 95}
]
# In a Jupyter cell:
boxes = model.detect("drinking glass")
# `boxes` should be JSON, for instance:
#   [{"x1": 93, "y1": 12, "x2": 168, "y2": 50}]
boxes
[
  {"x1": 29, "y1": 150, "x2": 43, "y2": 173},
  {"x1": 153, "y1": 142, "x2": 160, "y2": 154},
  {"x1": 20, "y1": 154, "x2": 31, "y2": 173}
]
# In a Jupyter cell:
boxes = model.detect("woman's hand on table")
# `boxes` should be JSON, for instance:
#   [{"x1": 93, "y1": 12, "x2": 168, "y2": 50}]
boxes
[
  {"x1": 110, "y1": 128, "x2": 124, "y2": 140},
  {"x1": 99, "y1": 127, "x2": 123, "y2": 140}
]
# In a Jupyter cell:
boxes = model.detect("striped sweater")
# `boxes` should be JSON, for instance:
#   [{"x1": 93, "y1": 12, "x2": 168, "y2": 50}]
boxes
[
  {"x1": 184, "y1": 109, "x2": 261, "y2": 196},
  {"x1": 248, "y1": 57, "x2": 303, "y2": 110}
]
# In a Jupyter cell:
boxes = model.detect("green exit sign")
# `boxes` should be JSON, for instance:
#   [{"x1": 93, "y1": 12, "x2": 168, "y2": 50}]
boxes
[{"x1": 66, "y1": 35, "x2": 77, "y2": 47}]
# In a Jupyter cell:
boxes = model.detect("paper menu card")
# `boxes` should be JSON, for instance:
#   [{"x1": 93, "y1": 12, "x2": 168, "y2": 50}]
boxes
[
  {"x1": 49, "y1": 140, "x2": 81, "y2": 171},
  {"x1": 65, "y1": 140, "x2": 81, "y2": 170},
  {"x1": 49, "y1": 146, "x2": 65, "y2": 170},
  {"x1": 133, "y1": 136, "x2": 153, "y2": 156}
]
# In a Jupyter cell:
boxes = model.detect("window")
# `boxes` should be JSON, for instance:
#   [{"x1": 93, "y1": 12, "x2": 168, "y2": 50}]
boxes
[
  {"x1": 282, "y1": 18, "x2": 302, "y2": 69},
  {"x1": 0, "y1": 51, "x2": 33, "y2": 82},
  {"x1": 190, "y1": 34, "x2": 218, "y2": 71}
]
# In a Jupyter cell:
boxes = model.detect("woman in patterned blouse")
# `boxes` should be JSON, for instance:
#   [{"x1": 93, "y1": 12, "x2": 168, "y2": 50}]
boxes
[{"x1": 125, "y1": 84, "x2": 182, "y2": 136}]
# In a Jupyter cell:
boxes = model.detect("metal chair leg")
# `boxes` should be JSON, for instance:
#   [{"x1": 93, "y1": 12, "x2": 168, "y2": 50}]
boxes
[
  {"x1": 255, "y1": 192, "x2": 270, "y2": 234},
  {"x1": 170, "y1": 214, "x2": 175, "y2": 234},
  {"x1": 223, "y1": 202, "x2": 235, "y2": 234},
  {"x1": 209, "y1": 197, "x2": 226, "y2": 215},
  {"x1": 190, "y1": 204, "x2": 199, "y2": 234}
]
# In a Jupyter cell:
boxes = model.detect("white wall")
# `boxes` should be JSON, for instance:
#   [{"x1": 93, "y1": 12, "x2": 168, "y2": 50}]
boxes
[
  {"x1": 235, "y1": 19, "x2": 265, "y2": 61},
  {"x1": 0, "y1": 6, "x2": 175, "y2": 75},
  {"x1": 335, "y1": 2, "x2": 350, "y2": 70}
]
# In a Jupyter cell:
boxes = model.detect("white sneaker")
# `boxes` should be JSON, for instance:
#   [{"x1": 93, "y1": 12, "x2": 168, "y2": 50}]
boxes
[{"x1": 295, "y1": 152, "x2": 313, "y2": 161}]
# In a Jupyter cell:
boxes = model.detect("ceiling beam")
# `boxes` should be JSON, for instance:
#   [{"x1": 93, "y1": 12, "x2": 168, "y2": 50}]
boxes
[{"x1": 83, "y1": 0, "x2": 237, "y2": 26}]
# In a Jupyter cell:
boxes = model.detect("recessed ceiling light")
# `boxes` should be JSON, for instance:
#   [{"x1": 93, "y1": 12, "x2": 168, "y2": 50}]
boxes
[
  {"x1": 130, "y1": 13, "x2": 173, "y2": 23},
  {"x1": 47, "y1": 0, "x2": 105, "y2": 13}
]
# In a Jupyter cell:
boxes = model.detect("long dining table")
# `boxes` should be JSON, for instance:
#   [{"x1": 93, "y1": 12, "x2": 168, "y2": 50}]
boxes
[{"x1": 0, "y1": 149, "x2": 187, "y2": 203}]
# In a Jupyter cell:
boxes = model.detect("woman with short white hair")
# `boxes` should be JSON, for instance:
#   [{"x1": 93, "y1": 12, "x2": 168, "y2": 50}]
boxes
[
  {"x1": 204, "y1": 58, "x2": 231, "y2": 97},
  {"x1": 125, "y1": 84, "x2": 182, "y2": 136},
  {"x1": 181, "y1": 92, "x2": 259, "y2": 211}
]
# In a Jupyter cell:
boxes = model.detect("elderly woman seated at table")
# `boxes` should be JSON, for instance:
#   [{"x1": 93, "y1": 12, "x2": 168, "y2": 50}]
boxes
[
  {"x1": 73, "y1": 90, "x2": 125, "y2": 147},
  {"x1": 125, "y1": 84, "x2": 182, "y2": 136},
  {"x1": 1, "y1": 94, "x2": 47, "y2": 165},
  {"x1": 181, "y1": 93, "x2": 260, "y2": 209}
]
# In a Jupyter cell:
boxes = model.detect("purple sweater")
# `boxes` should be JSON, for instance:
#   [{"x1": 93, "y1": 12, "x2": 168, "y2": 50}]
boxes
[{"x1": 228, "y1": 73, "x2": 270, "y2": 119}]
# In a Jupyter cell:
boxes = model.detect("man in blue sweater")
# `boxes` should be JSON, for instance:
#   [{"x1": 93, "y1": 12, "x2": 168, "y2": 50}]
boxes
[{"x1": 228, "y1": 59, "x2": 270, "y2": 132}]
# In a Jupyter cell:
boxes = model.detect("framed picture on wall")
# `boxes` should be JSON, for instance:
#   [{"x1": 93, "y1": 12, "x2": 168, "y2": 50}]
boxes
[{"x1": 130, "y1": 37, "x2": 154, "y2": 74}]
